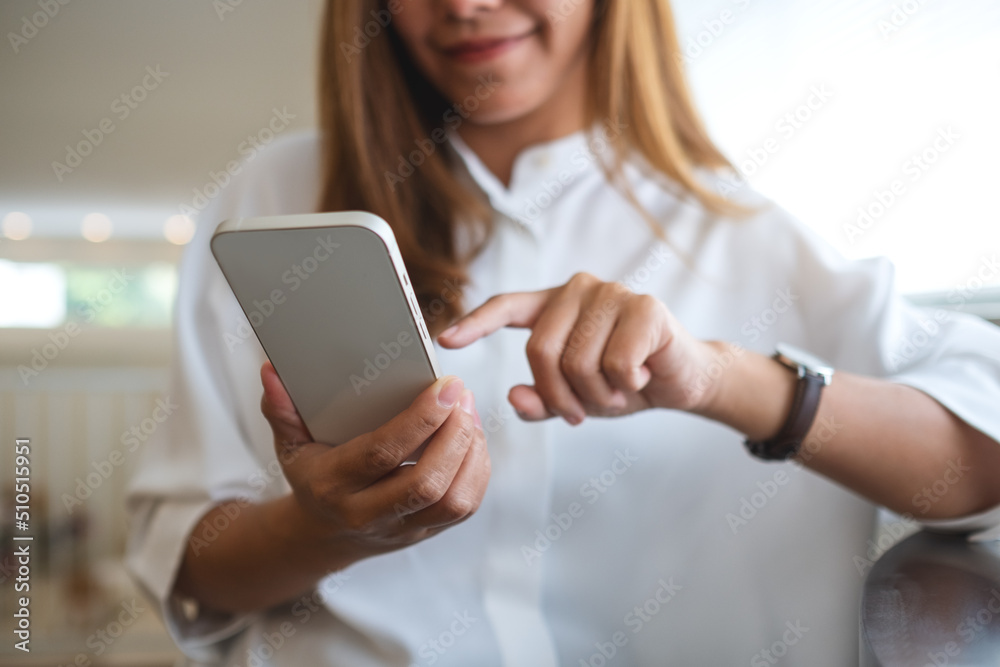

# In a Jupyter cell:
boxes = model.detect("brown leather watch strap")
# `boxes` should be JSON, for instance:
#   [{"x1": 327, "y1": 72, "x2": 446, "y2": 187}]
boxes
[{"x1": 744, "y1": 371, "x2": 825, "y2": 460}]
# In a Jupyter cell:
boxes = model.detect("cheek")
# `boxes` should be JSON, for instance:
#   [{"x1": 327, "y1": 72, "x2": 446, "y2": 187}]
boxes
[
  {"x1": 389, "y1": 3, "x2": 433, "y2": 59},
  {"x1": 530, "y1": 0, "x2": 595, "y2": 40}
]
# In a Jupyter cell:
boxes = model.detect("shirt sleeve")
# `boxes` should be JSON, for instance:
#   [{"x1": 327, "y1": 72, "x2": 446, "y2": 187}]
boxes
[
  {"x1": 124, "y1": 132, "x2": 320, "y2": 662},
  {"x1": 768, "y1": 207, "x2": 1000, "y2": 536}
]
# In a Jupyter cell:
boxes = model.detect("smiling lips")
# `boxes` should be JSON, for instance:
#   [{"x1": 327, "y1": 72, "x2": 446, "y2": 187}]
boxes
[{"x1": 441, "y1": 31, "x2": 534, "y2": 64}]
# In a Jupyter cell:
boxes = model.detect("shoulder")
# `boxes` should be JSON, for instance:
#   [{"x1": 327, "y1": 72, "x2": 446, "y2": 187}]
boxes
[
  {"x1": 688, "y1": 168, "x2": 875, "y2": 278},
  {"x1": 242, "y1": 128, "x2": 322, "y2": 181},
  {"x1": 227, "y1": 128, "x2": 324, "y2": 218},
  {"x1": 180, "y1": 129, "x2": 323, "y2": 298},
  {"x1": 185, "y1": 129, "x2": 322, "y2": 248}
]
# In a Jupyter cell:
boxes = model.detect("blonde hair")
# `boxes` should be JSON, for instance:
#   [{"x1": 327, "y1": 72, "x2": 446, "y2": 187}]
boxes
[{"x1": 318, "y1": 0, "x2": 736, "y2": 334}]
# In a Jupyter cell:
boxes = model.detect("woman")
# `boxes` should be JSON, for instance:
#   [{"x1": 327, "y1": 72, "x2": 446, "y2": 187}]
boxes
[{"x1": 127, "y1": 1, "x2": 1000, "y2": 664}]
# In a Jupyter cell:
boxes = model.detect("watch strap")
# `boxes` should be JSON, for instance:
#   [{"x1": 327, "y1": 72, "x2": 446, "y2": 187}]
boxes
[{"x1": 744, "y1": 371, "x2": 825, "y2": 460}]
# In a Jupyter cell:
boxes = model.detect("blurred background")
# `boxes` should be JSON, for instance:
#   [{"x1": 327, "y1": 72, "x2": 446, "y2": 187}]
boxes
[{"x1": 0, "y1": 0, "x2": 997, "y2": 664}]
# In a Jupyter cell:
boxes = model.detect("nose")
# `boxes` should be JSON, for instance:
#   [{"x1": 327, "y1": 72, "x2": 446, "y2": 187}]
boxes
[{"x1": 436, "y1": 0, "x2": 503, "y2": 20}]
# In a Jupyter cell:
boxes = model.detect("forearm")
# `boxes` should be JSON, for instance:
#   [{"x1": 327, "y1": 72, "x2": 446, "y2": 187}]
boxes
[
  {"x1": 694, "y1": 341, "x2": 1000, "y2": 520},
  {"x1": 174, "y1": 494, "x2": 361, "y2": 614}
]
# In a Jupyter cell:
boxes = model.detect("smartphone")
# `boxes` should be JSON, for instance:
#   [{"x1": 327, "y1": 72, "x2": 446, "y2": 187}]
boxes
[{"x1": 211, "y1": 211, "x2": 441, "y2": 452}]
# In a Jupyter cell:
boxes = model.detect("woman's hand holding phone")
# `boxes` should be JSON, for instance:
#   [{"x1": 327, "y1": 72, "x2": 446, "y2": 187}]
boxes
[{"x1": 259, "y1": 362, "x2": 490, "y2": 568}]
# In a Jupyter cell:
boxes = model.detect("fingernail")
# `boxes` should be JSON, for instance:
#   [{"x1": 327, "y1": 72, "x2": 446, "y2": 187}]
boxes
[
  {"x1": 440, "y1": 324, "x2": 458, "y2": 338},
  {"x1": 459, "y1": 389, "x2": 475, "y2": 415},
  {"x1": 438, "y1": 377, "x2": 464, "y2": 407},
  {"x1": 473, "y1": 407, "x2": 483, "y2": 430}
]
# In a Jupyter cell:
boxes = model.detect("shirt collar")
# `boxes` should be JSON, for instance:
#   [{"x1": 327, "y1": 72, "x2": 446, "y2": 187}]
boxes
[{"x1": 446, "y1": 122, "x2": 619, "y2": 231}]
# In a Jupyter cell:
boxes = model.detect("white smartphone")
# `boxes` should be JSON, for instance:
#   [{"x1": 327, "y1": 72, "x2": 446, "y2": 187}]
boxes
[{"x1": 211, "y1": 211, "x2": 441, "y2": 452}]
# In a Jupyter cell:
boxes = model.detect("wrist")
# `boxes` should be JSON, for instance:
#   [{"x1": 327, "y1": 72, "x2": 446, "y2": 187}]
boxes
[
  {"x1": 265, "y1": 494, "x2": 365, "y2": 575},
  {"x1": 690, "y1": 342, "x2": 798, "y2": 442},
  {"x1": 687, "y1": 341, "x2": 745, "y2": 417}
]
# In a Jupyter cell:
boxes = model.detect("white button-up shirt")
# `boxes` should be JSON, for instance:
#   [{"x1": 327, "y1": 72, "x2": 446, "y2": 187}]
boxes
[{"x1": 126, "y1": 127, "x2": 1000, "y2": 666}]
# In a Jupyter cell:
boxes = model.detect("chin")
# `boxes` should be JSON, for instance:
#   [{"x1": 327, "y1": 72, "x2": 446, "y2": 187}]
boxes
[{"x1": 446, "y1": 87, "x2": 549, "y2": 127}]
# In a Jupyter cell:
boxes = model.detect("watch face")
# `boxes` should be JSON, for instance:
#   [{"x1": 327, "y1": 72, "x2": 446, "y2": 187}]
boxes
[{"x1": 775, "y1": 343, "x2": 835, "y2": 381}]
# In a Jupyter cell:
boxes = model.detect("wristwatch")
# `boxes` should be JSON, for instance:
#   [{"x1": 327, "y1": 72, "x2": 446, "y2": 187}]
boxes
[{"x1": 744, "y1": 343, "x2": 834, "y2": 461}]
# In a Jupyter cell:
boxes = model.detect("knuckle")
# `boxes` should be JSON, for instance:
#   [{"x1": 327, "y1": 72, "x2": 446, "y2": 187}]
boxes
[
  {"x1": 561, "y1": 351, "x2": 595, "y2": 378},
  {"x1": 363, "y1": 440, "x2": 401, "y2": 472},
  {"x1": 412, "y1": 410, "x2": 440, "y2": 435},
  {"x1": 526, "y1": 337, "x2": 562, "y2": 365},
  {"x1": 480, "y1": 441, "x2": 492, "y2": 474},
  {"x1": 632, "y1": 293, "x2": 660, "y2": 315},
  {"x1": 410, "y1": 469, "x2": 450, "y2": 507},
  {"x1": 483, "y1": 293, "x2": 506, "y2": 308},
  {"x1": 603, "y1": 355, "x2": 634, "y2": 380},
  {"x1": 452, "y1": 417, "x2": 477, "y2": 446},
  {"x1": 306, "y1": 475, "x2": 339, "y2": 508},
  {"x1": 341, "y1": 506, "x2": 372, "y2": 533},
  {"x1": 440, "y1": 493, "x2": 478, "y2": 522},
  {"x1": 568, "y1": 271, "x2": 597, "y2": 288},
  {"x1": 605, "y1": 279, "x2": 632, "y2": 296}
]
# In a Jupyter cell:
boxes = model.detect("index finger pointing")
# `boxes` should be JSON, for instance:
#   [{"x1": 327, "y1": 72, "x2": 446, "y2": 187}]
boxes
[{"x1": 436, "y1": 290, "x2": 553, "y2": 348}]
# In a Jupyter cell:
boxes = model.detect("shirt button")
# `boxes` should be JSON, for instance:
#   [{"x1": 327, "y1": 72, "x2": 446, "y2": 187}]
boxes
[{"x1": 533, "y1": 151, "x2": 551, "y2": 169}]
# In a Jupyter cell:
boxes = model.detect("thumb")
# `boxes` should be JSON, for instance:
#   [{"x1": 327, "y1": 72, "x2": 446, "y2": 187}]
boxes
[{"x1": 260, "y1": 361, "x2": 314, "y2": 448}]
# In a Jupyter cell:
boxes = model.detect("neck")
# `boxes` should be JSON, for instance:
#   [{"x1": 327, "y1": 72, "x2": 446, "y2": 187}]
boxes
[{"x1": 457, "y1": 57, "x2": 589, "y2": 187}]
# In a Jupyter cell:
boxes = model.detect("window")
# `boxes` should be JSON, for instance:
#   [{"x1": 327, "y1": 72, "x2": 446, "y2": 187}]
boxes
[
  {"x1": 675, "y1": 0, "x2": 1000, "y2": 294},
  {"x1": 0, "y1": 260, "x2": 176, "y2": 329}
]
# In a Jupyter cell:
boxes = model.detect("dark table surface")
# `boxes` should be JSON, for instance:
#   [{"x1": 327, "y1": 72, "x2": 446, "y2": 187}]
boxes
[{"x1": 861, "y1": 531, "x2": 1000, "y2": 666}]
